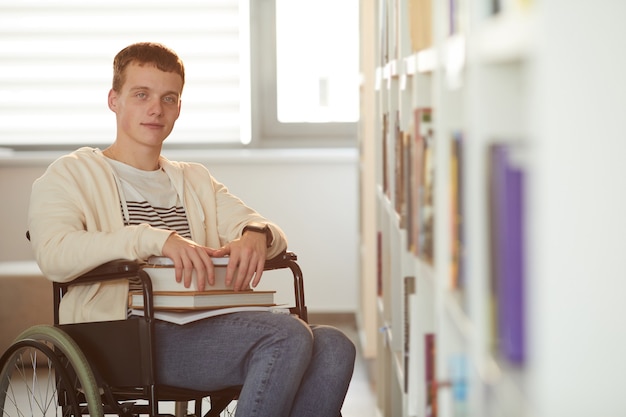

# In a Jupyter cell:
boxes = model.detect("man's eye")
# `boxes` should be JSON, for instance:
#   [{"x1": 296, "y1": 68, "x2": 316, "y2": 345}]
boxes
[
  {"x1": 163, "y1": 96, "x2": 177, "y2": 104},
  {"x1": 135, "y1": 92, "x2": 147, "y2": 99}
]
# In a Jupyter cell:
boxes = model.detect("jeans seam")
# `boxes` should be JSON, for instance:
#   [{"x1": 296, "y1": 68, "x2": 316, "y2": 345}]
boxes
[{"x1": 251, "y1": 344, "x2": 281, "y2": 416}]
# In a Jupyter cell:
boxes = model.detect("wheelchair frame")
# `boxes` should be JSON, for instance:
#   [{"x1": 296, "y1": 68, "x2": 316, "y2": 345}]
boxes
[{"x1": 0, "y1": 251, "x2": 306, "y2": 417}]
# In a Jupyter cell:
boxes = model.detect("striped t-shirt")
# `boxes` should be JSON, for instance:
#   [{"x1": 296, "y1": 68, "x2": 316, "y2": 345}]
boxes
[{"x1": 106, "y1": 158, "x2": 192, "y2": 239}]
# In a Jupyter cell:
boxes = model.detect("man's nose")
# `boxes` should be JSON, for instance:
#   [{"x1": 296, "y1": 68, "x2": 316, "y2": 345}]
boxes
[{"x1": 148, "y1": 98, "x2": 163, "y2": 116}]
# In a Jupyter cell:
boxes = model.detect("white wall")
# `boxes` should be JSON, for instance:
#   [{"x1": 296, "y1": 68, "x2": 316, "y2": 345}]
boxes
[{"x1": 0, "y1": 148, "x2": 359, "y2": 312}]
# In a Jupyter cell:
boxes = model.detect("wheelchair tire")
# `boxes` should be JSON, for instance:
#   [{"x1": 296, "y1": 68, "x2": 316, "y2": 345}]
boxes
[{"x1": 0, "y1": 325, "x2": 104, "y2": 417}]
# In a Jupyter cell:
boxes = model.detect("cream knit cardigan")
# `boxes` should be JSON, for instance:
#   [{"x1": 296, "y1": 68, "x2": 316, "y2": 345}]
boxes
[{"x1": 28, "y1": 147, "x2": 287, "y2": 324}]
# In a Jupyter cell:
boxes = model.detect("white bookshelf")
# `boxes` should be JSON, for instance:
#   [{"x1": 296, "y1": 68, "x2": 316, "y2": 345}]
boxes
[{"x1": 359, "y1": 0, "x2": 626, "y2": 416}]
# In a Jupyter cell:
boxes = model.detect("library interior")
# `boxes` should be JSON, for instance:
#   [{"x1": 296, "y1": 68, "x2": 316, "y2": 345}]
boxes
[{"x1": 1, "y1": 1, "x2": 626, "y2": 417}]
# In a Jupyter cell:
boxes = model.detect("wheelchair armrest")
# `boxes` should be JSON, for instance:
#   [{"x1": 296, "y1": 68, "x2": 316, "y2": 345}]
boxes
[
  {"x1": 72, "y1": 259, "x2": 144, "y2": 283},
  {"x1": 53, "y1": 259, "x2": 155, "y2": 324},
  {"x1": 264, "y1": 250, "x2": 297, "y2": 270},
  {"x1": 264, "y1": 251, "x2": 307, "y2": 322},
  {"x1": 29, "y1": 230, "x2": 155, "y2": 318}
]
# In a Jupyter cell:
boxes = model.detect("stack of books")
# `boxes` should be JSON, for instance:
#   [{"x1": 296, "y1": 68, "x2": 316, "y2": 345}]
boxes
[{"x1": 129, "y1": 256, "x2": 281, "y2": 325}]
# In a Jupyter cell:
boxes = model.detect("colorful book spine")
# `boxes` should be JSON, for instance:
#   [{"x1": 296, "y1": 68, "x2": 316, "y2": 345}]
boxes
[
  {"x1": 450, "y1": 132, "x2": 465, "y2": 291},
  {"x1": 425, "y1": 333, "x2": 437, "y2": 417},
  {"x1": 410, "y1": 108, "x2": 434, "y2": 262},
  {"x1": 490, "y1": 144, "x2": 526, "y2": 364}
]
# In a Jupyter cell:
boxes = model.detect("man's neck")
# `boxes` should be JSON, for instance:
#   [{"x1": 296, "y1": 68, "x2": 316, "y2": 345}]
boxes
[{"x1": 103, "y1": 143, "x2": 161, "y2": 171}]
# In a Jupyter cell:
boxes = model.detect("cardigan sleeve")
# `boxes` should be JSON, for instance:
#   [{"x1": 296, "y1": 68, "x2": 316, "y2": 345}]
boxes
[{"x1": 28, "y1": 150, "x2": 173, "y2": 283}]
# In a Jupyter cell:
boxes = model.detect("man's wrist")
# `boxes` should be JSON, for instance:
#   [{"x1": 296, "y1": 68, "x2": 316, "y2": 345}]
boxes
[{"x1": 242, "y1": 222, "x2": 273, "y2": 248}]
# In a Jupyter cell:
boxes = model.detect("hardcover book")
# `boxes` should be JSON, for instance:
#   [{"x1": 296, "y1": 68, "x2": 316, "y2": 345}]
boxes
[
  {"x1": 425, "y1": 333, "x2": 437, "y2": 417},
  {"x1": 410, "y1": 108, "x2": 434, "y2": 262},
  {"x1": 450, "y1": 132, "x2": 465, "y2": 291},
  {"x1": 143, "y1": 256, "x2": 235, "y2": 292},
  {"x1": 129, "y1": 290, "x2": 276, "y2": 311},
  {"x1": 489, "y1": 143, "x2": 526, "y2": 364},
  {"x1": 131, "y1": 305, "x2": 289, "y2": 325},
  {"x1": 408, "y1": 0, "x2": 433, "y2": 52}
]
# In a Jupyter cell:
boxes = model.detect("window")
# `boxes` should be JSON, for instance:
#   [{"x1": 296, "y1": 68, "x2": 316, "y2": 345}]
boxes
[
  {"x1": 0, "y1": 0, "x2": 250, "y2": 147},
  {"x1": 275, "y1": 0, "x2": 359, "y2": 124},
  {"x1": 0, "y1": 0, "x2": 359, "y2": 149},
  {"x1": 251, "y1": 0, "x2": 359, "y2": 146}
]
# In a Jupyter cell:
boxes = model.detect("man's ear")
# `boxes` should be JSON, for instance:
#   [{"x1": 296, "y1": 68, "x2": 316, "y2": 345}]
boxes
[{"x1": 107, "y1": 89, "x2": 118, "y2": 112}]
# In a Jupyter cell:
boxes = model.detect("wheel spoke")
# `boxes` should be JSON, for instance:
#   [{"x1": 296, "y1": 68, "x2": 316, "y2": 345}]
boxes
[
  {"x1": 1, "y1": 344, "x2": 68, "y2": 417},
  {"x1": 1, "y1": 326, "x2": 103, "y2": 417}
]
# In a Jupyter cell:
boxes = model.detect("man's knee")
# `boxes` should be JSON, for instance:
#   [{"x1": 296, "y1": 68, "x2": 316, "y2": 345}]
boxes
[
  {"x1": 313, "y1": 326, "x2": 356, "y2": 364},
  {"x1": 274, "y1": 314, "x2": 315, "y2": 355}
]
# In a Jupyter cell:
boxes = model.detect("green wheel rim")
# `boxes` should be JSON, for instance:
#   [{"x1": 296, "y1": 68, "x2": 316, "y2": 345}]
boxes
[{"x1": 14, "y1": 325, "x2": 104, "y2": 417}]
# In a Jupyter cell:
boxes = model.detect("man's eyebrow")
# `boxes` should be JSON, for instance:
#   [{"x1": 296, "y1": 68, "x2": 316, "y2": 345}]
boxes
[
  {"x1": 129, "y1": 86, "x2": 180, "y2": 96},
  {"x1": 129, "y1": 86, "x2": 150, "y2": 92}
]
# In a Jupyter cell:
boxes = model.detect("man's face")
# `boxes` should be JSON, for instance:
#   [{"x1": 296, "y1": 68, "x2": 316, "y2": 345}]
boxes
[{"x1": 108, "y1": 62, "x2": 183, "y2": 149}]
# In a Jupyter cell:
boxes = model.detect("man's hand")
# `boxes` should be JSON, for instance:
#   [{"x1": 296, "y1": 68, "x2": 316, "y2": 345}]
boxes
[
  {"x1": 213, "y1": 230, "x2": 267, "y2": 291},
  {"x1": 161, "y1": 233, "x2": 222, "y2": 291}
]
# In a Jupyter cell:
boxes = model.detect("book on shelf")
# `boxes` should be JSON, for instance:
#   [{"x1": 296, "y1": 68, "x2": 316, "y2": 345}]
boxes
[
  {"x1": 421, "y1": 116, "x2": 435, "y2": 264},
  {"x1": 379, "y1": 0, "x2": 389, "y2": 65},
  {"x1": 408, "y1": 109, "x2": 423, "y2": 254},
  {"x1": 403, "y1": 276, "x2": 416, "y2": 394},
  {"x1": 377, "y1": 231, "x2": 383, "y2": 297},
  {"x1": 409, "y1": 108, "x2": 434, "y2": 263},
  {"x1": 403, "y1": 131, "x2": 413, "y2": 231},
  {"x1": 406, "y1": 285, "x2": 419, "y2": 416},
  {"x1": 143, "y1": 256, "x2": 235, "y2": 292},
  {"x1": 408, "y1": 0, "x2": 433, "y2": 52},
  {"x1": 449, "y1": 0, "x2": 468, "y2": 35},
  {"x1": 448, "y1": 353, "x2": 469, "y2": 415},
  {"x1": 380, "y1": 0, "x2": 398, "y2": 62},
  {"x1": 450, "y1": 132, "x2": 465, "y2": 291},
  {"x1": 490, "y1": 0, "x2": 533, "y2": 15},
  {"x1": 405, "y1": 127, "x2": 416, "y2": 251},
  {"x1": 129, "y1": 290, "x2": 276, "y2": 311},
  {"x1": 487, "y1": 146, "x2": 499, "y2": 353},
  {"x1": 392, "y1": 112, "x2": 403, "y2": 216},
  {"x1": 394, "y1": 111, "x2": 404, "y2": 221},
  {"x1": 425, "y1": 333, "x2": 437, "y2": 417},
  {"x1": 395, "y1": 121, "x2": 413, "y2": 229},
  {"x1": 382, "y1": 112, "x2": 390, "y2": 197},
  {"x1": 488, "y1": 143, "x2": 526, "y2": 364},
  {"x1": 130, "y1": 305, "x2": 290, "y2": 325}
]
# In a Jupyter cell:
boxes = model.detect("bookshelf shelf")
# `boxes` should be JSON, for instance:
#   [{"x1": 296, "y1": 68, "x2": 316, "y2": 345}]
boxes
[
  {"x1": 359, "y1": 0, "x2": 626, "y2": 416},
  {"x1": 405, "y1": 48, "x2": 438, "y2": 75}
]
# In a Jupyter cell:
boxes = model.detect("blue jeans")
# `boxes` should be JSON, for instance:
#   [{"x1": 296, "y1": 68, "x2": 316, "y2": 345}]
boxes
[{"x1": 154, "y1": 311, "x2": 356, "y2": 417}]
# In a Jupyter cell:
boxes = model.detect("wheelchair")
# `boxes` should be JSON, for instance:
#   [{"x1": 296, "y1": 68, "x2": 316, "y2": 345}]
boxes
[{"x1": 0, "y1": 251, "x2": 307, "y2": 417}]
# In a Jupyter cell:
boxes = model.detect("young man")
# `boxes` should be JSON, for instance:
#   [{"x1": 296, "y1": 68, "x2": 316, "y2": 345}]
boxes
[{"x1": 28, "y1": 42, "x2": 355, "y2": 417}]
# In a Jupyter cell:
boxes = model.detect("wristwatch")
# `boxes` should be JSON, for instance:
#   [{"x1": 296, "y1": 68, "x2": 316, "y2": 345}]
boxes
[{"x1": 242, "y1": 222, "x2": 272, "y2": 247}]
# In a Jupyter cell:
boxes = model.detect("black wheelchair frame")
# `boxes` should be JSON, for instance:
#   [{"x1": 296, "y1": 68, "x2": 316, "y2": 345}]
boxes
[{"x1": 0, "y1": 251, "x2": 307, "y2": 417}]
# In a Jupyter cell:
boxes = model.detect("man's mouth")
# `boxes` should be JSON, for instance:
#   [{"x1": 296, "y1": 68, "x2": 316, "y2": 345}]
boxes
[{"x1": 142, "y1": 122, "x2": 164, "y2": 129}]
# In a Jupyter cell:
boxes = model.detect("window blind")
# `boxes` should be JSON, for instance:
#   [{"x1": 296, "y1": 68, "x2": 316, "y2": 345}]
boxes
[{"x1": 0, "y1": 0, "x2": 249, "y2": 147}]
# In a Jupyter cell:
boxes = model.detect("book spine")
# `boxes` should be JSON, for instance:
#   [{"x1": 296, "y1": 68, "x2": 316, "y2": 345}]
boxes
[
  {"x1": 501, "y1": 152, "x2": 525, "y2": 363},
  {"x1": 490, "y1": 144, "x2": 526, "y2": 364},
  {"x1": 425, "y1": 332, "x2": 436, "y2": 417}
]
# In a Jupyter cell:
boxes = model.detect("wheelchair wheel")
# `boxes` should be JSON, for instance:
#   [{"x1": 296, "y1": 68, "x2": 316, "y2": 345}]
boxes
[{"x1": 0, "y1": 325, "x2": 103, "y2": 417}]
